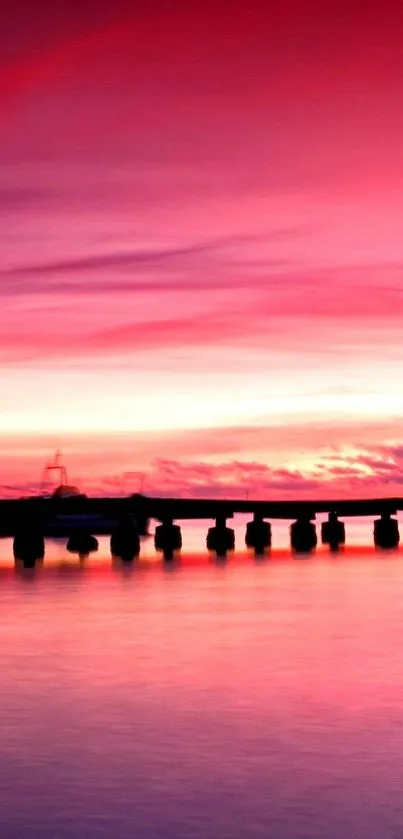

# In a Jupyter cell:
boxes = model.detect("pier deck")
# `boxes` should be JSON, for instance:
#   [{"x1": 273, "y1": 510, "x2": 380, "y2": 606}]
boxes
[{"x1": 0, "y1": 493, "x2": 401, "y2": 537}]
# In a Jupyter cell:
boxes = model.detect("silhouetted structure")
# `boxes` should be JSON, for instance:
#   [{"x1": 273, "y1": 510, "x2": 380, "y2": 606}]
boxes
[
  {"x1": 1, "y1": 493, "x2": 402, "y2": 538},
  {"x1": 206, "y1": 517, "x2": 235, "y2": 557},
  {"x1": 13, "y1": 525, "x2": 44, "y2": 567},
  {"x1": 154, "y1": 518, "x2": 182, "y2": 560},
  {"x1": 67, "y1": 529, "x2": 99, "y2": 556},
  {"x1": 42, "y1": 449, "x2": 68, "y2": 490},
  {"x1": 130, "y1": 494, "x2": 150, "y2": 536},
  {"x1": 290, "y1": 516, "x2": 317, "y2": 553},
  {"x1": 374, "y1": 512, "x2": 400, "y2": 549},
  {"x1": 321, "y1": 511, "x2": 345, "y2": 551},
  {"x1": 245, "y1": 513, "x2": 271, "y2": 555},
  {"x1": 2, "y1": 493, "x2": 403, "y2": 561},
  {"x1": 110, "y1": 519, "x2": 140, "y2": 561}
]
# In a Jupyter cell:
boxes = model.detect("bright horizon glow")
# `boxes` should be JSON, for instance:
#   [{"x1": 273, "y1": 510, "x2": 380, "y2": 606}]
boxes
[{"x1": 1, "y1": 364, "x2": 403, "y2": 434}]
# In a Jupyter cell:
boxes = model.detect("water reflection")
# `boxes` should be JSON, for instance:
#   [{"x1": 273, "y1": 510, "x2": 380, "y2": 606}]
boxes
[
  {"x1": 13, "y1": 559, "x2": 42, "y2": 580},
  {"x1": 2, "y1": 513, "x2": 403, "y2": 572},
  {"x1": 253, "y1": 550, "x2": 270, "y2": 564},
  {"x1": 2, "y1": 547, "x2": 403, "y2": 838},
  {"x1": 6, "y1": 543, "x2": 403, "y2": 580},
  {"x1": 210, "y1": 552, "x2": 230, "y2": 566},
  {"x1": 0, "y1": 514, "x2": 400, "y2": 596}
]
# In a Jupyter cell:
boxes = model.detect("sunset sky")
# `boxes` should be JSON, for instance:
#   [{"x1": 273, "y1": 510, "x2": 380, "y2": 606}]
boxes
[{"x1": 2, "y1": 0, "x2": 403, "y2": 497}]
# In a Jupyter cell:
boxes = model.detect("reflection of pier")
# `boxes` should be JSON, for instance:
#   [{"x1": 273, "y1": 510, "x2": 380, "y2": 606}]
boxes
[{"x1": 1, "y1": 494, "x2": 402, "y2": 564}]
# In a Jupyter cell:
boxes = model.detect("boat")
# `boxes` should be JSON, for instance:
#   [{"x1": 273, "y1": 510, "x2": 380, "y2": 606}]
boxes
[{"x1": 37, "y1": 452, "x2": 149, "y2": 538}]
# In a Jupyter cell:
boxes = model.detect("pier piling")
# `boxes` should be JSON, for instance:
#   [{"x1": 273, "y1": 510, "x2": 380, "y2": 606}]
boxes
[
  {"x1": 206, "y1": 517, "x2": 235, "y2": 557},
  {"x1": 13, "y1": 526, "x2": 45, "y2": 567},
  {"x1": 374, "y1": 512, "x2": 400, "y2": 549},
  {"x1": 110, "y1": 519, "x2": 140, "y2": 561},
  {"x1": 290, "y1": 516, "x2": 317, "y2": 554},
  {"x1": 154, "y1": 518, "x2": 182, "y2": 560},
  {"x1": 245, "y1": 513, "x2": 272, "y2": 556},
  {"x1": 321, "y1": 512, "x2": 346, "y2": 552},
  {"x1": 67, "y1": 529, "x2": 99, "y2": 557}
]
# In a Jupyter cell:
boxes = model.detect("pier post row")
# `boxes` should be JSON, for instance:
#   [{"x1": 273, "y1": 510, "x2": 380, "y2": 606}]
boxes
[{"x1": 0, "y1": 494, "x2": 402, "y2": 561}]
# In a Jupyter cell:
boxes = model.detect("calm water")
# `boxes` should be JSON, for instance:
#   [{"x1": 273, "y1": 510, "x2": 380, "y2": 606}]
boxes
[{"x1": 2, "y1": 517, "x2": 403, "y2": 838}]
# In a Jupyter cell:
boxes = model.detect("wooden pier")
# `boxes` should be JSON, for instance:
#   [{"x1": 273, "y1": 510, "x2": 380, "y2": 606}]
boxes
[
  {"x1": 1, "y1": 493, "x2": 402, "y2": 563},
  {"x1": 0, "y1": 491, "x2": 402, "y2": 529}
]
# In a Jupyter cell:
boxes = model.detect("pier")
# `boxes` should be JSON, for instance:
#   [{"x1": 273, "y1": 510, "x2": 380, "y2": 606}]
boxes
[{"x1": 0, "y1": 493, "x2": 402, "y2": 563}]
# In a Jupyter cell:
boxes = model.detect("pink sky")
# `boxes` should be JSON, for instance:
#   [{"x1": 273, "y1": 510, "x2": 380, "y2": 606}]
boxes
[{"x1": 2, "y1": 0, "x2": 403, "y2": 497}]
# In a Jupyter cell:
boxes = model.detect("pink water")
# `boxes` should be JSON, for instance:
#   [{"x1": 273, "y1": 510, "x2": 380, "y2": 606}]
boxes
[{"x1": 1, "y1": 518, "x2": 403, "y2": 837}]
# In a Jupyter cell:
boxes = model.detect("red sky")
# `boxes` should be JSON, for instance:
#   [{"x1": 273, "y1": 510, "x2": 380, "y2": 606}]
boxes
[{"x1": 2, "y1": 0, "x2": 403, "y2": 497}]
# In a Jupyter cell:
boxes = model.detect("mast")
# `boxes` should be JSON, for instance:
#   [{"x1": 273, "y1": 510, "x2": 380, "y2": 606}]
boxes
[{"x1": 42, "y1": 450, "x2": 68, "y2": 489}]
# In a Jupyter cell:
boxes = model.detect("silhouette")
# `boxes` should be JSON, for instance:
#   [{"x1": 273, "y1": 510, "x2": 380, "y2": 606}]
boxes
[
  {"x1": 67, "y1": 529, "x2": 99, "y2": 556},
  {"x1": 321, "y1": 511, "x2": 345, "y2": 552},
  {"x1": 206, "y1": 516, "x2": 235, "y2": 558},
  {"x1": 130, "y1": 493, "x2": 150, "y2": 537},
  {"x1": 374, "y1": 512, "x2": 400, "y2": 549},
  {"x1": 154, "y1": 518, "x2": 182, "y2": 560},
  {"x1": 110, "y1": 518, "x2": 140, "y2": 561},
  {"x1": 42, "y1": 449, "x2": 68, "y2": 491},
  {"x1": 245, "y1": 513, "x2": 271, "y2": 556},
  {"x1": 13, "y1": 525, "x2": 45, "y2": 567},
  {"x1": 290, "y1": 516, "x2": 317, "y2": 554}
]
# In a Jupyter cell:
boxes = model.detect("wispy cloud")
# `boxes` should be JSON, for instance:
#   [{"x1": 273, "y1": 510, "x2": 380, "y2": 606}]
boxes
[
  {"x1": 4, "y1": 443, "x2": 403, "y2": 499},
  {"x1": 5, "y1": 231, "x2": 291, "y2": 275},
  {"x1": 2, "y1": 0, "x2": 403, "y2": 477}
]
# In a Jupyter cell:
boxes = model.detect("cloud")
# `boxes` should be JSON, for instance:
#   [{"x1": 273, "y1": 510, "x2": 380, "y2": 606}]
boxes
[
  {"x1": 137, "y1": 453, "x2": 403, "y2": 498},
  {"x1": 5, "y1": 236, "x2": 254, "y2": 276},
  {"x1": 3, "y1": 436, "x2": 403, "y2": 499},
  {"x1": 2, "y1": 0, "x2": 403, "y2": 466},
  {"x1": 0, "y1": 307, "x2": 260, "y2": 363},
  {"x1": 4, "y1": 252, "x2": 403, "y2": 334},
  {"x1": 94, "y1": 453, "x2": 403, "y2": 499},
  {"x1": 0, "y1": 417, "x2": 400, "y2": 468},
  {"x1": 5, "y1": 307, "x2": 403, "y2": 367}
]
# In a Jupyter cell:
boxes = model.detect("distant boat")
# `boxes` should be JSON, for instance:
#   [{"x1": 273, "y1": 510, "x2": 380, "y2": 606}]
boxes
[
  {"x1": 40, "y1": 450, "x2": 84, "y2": 500},
  {"x1": 36, "y1": 452, "x2": 149, "y2": 537}
]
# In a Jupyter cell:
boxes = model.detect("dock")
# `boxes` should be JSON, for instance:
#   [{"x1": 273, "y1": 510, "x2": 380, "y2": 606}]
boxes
[{"x1": 1, "y1": 493, "x2": 402, "y2": 563}]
